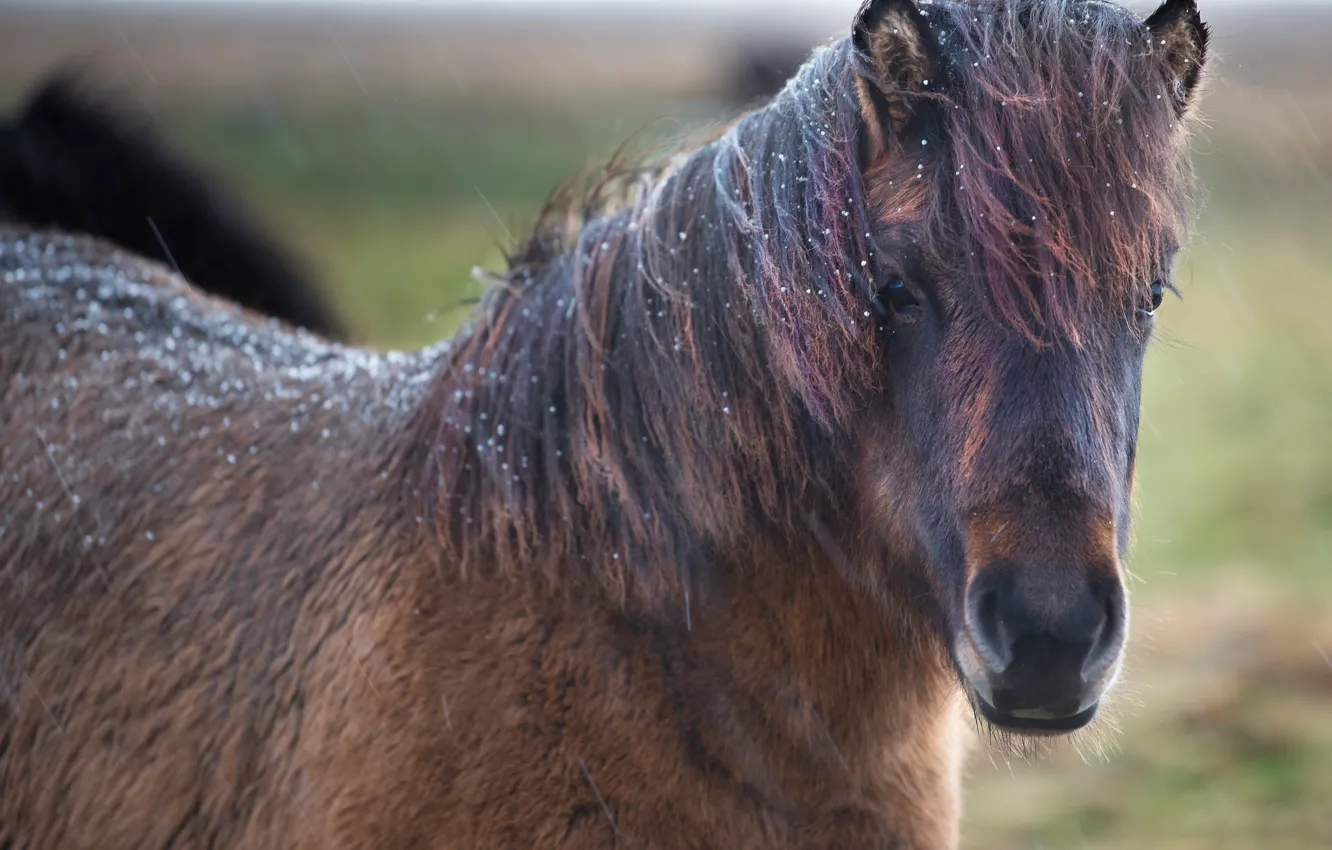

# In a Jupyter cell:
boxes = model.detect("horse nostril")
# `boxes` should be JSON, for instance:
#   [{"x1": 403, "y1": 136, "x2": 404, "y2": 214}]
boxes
[
  {"x1": 969, "y1": 585, "x2": 1012, "y2": 670},
  {"x1": 1081, "y1": 581, "x2": 1126, "y2": 680}
]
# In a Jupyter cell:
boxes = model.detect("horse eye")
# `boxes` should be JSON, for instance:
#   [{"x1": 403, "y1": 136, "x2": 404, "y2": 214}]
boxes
[
  {"x1": 875, "y1": 277, "x2": 925, "y2": 322},
  {"x1": 1140, "y1": 280, "x2": 1167, "y2": 319}
]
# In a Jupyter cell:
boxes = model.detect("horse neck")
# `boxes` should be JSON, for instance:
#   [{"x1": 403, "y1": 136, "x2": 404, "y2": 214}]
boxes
[
  {"x1": 659, "y1": 531, "x2": 962, "y2": 813},
  {"x1": 716, "y1": 533, "x2": 949, "y2": 701}
]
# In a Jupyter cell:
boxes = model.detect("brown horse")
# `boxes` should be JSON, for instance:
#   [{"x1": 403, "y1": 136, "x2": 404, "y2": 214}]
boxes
[{"x1": 0, "y1": 0, "x2": 1209, "y2": 847}]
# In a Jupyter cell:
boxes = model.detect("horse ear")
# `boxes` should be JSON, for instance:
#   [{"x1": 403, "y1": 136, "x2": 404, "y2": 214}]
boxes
[
  {"x1": 1144, "y1": 0, "x2": 1210, "y2": 113},
  {"x1": 852, "y1": 0, "x2": 938, "y2": 158}
]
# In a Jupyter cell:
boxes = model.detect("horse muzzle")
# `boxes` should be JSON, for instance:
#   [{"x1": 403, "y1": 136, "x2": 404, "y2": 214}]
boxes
[{"x1": 956, "y1": 560, "x2": 1127, "y2": 735}]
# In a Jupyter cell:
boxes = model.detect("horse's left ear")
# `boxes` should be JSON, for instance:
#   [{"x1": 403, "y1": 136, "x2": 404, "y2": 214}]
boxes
[
  {"x1": 851, "y1": 0, "x2": 939, "y2": 161},
  {"x1": 1144, "y1": 0, "x2": 1210, "y2": 114}
]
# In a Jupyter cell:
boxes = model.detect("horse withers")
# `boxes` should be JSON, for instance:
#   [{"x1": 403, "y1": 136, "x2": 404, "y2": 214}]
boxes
[{"x1": 0, "y1": 0, "x2": 1209, "y2": 847}]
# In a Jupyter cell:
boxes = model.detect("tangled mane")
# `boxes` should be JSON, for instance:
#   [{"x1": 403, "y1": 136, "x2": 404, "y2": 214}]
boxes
[
  {"x1": 906, "y1": 0, "x2": 1206, "y2": 342},
  {"x1": 422, "y1": 0, "x2": 1204, "y2": 608},
  {"x1": 425, "y1": 40, "x2": 880, "y2": 607}
]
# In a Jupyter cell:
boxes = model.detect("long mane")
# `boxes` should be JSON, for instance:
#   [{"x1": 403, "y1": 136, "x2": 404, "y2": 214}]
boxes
[{"x1": 424, "y1": 39, "x2": 879, "y2": 607}]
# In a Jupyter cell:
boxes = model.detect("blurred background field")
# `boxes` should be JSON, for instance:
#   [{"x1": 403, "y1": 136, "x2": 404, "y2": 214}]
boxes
[{"x1": 1, "y1": 1, "x2": 1329, "y2": 846}]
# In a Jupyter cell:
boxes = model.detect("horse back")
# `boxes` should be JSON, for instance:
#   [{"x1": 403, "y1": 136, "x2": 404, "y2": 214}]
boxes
[{"x1": 0, "y1": 228, "x2": 429, "y2": 848}]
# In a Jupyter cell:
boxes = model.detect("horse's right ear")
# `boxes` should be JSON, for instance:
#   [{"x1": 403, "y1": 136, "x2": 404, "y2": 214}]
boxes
[{"x1": 852, "y1": 0, "x2": 938, "y2": 160}]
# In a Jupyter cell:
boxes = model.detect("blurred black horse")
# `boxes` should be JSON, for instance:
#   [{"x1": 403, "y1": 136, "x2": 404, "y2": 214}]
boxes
[{"x1": 0, "y1": 74, "x2": 345, "y2": 338}]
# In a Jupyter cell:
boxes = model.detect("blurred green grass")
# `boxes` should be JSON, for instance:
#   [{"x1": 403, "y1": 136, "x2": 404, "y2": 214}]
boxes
[{"x1": 151, "y1": 92, "x2": 1332, "y2": 849}]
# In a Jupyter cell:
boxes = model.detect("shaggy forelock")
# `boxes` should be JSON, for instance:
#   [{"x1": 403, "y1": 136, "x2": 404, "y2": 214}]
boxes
[{"x1": 914, "y1": 0, "x2": 1200, "y2": 343}]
